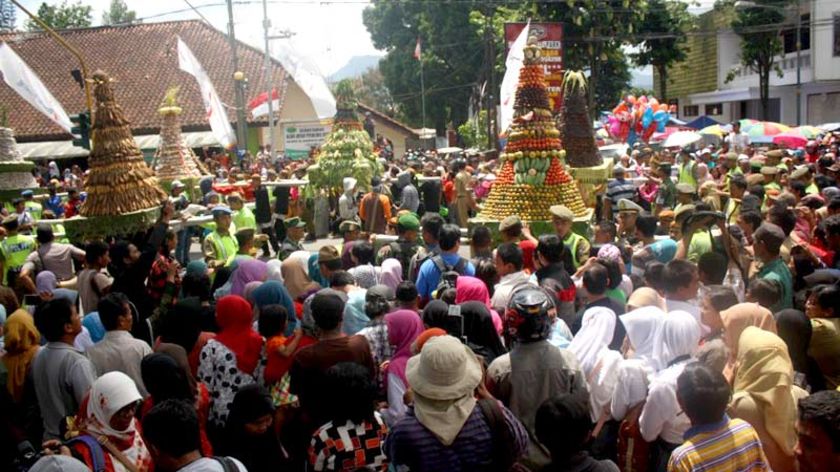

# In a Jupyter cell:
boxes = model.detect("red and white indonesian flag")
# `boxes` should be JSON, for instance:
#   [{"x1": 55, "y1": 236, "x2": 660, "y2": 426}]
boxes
[
  {"x1": 177, "y1": 36, "x2": 237, "y2": 150},
  {"x1": 249, "y1": 89, "x2": 281, "y2": 119},
  {"x1": 414, "y1": 38, "x2": 422, "y2": 60},
  {"x1": 499, "y1": 21, "x2": 530, "y2": 134},
  {"x1": 0, "y1": 42, "x2": 72, "y2": 133}
]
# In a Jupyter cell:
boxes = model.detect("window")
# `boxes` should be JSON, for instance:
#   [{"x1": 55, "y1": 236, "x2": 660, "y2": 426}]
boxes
[
  {"x1": 783, "y1": 14, "x2": 810, "y2": 54},
  {"x1": 683, "y1": 105, "x2": 699, "y2": 117},
  {"x1": 705, "y1": 103, "x2": 723, "y2": 115},
  {"x1": 835, "y1": 14, "x2": 840, "y2": 57}
]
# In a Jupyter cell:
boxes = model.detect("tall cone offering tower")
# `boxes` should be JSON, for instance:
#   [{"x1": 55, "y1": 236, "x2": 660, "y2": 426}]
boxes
[
  {"x1": 558, "y1": 71, "x2": 602, "y2": 168},
  {"x1": 81, "y1": 71, "x2": 166, "y2": 217},
  {"x1": 306, "y1": 80, "x2": 382, "y2": 195},
  {"x1": 480, "y1": 39, "x2": 586, "y2": 221},
  {"x1": 0, "y1": 127, "x2": 37, "y2": 194},
  {"x1": 154, "y1": 87, "x2": 207, "y2": 181}
]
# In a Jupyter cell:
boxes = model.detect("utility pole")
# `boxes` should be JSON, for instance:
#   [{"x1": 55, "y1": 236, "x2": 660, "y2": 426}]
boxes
[
  {"x1": 484, "y1": 8, "x2": 496, "y2": 151},
  {"x1": 226, "y1": 0, "x2": 248, "y2": 154},
  {"x1": 795, "y1": 0, "x2": 801, "y2": 126},
  {"x1": 262, "y1": 0, "x2": 294, "y2": 163}
]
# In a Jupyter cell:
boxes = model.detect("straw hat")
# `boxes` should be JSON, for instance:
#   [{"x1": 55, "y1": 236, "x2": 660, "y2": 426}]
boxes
[{"x1": 406, "y1": 335, "x2": 482, "y2": 400}]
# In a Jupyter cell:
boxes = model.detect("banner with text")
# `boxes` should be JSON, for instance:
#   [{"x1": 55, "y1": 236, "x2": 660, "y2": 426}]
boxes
[
  {"x1": 504, "y1": 22, "x2": 564, "y2": 113},
  {"x1": 283, "y1": 123, "x2": 331, "y2": 159}
]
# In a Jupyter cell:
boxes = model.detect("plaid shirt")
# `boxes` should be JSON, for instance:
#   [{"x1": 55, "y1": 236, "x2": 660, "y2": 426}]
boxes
[
  {"x1": 146, "y1": 253, "x2": 180, "y2": 304},
  {"x1": 309, "y1": 412, "x2": 388, "y2": 471}
]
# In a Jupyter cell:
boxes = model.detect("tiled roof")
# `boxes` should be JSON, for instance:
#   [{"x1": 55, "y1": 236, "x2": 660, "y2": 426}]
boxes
[
  {"x1": 358, "y1": 102, "x2": 418, "y2": 137},
  {"x1": 0, "y1": 20, "x2": 288, "y2": 141}
]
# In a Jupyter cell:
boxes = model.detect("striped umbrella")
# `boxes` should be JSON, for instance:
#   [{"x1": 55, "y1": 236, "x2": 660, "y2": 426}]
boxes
[
  {"x1": 787, "y1": 126, "x2": 822, "y2": 139},
  {"x1": 744, "y1": 121, "x2": 791, "y2": 143},
  {"x1": 700, "y1": 124, "x2": 729, "y2": 137},
  {"x1": 772, "y1": 126, "x2": 823, "y2": 148}
]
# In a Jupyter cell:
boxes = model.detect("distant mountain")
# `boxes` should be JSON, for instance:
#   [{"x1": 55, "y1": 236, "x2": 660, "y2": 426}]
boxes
[
  {"x1": 630, "y1": 66, "x2": 654, "y2": 89},
  {"x1": 328, "y1": 55, "x2": 383, "y2": 82}
]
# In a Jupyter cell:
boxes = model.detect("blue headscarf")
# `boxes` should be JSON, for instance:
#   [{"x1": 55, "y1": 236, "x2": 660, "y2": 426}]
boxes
[
  {"x1": 82, "y1": 312, "x2": 106, "y2": 343},
  {"x1": 250, "y1": 280, "x2": 297, "y2": 335}
]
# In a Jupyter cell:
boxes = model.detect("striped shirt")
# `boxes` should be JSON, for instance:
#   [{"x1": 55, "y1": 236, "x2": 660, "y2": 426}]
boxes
[
  {"x1": 667, "y1": 416, "x2": 769, "y2": 472},
  {"x1": 606, "y1": 179, "x2": 637, "y2": 206}
]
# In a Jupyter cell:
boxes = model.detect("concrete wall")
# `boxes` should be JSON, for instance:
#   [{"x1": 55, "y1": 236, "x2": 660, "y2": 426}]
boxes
[{"x1": 814, "y1": 1, "x2": 840, "y2": 81}]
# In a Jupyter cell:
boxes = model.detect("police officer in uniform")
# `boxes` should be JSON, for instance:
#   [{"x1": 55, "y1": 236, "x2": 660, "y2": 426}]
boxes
[
  {"x1": 0, "y1": 216, "x2": 36, "y2": 288},
  {"x1": 549, "y1": 205, "x2": 590, "y2": 272},
  {"x1": 278, "y1": 217, "x2": 307, "y2": 261},
  {"x1": 202, "y1": 206, "x2": 238, "y2": 268}
]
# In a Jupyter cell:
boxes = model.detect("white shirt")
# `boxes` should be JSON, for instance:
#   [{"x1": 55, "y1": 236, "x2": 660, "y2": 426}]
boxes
[
  {"x1": 728, "y1": 131, "x2": 751, "y2": 153},
  {"x1": 610, "y1": 359, "x2": 653, "y2": 421},
  {"x1": 491, "y1": 270, "x2": 534, "y2": 314},
  {"x1": 639, "y1": 361, "x2": 692, "y2": 444}
]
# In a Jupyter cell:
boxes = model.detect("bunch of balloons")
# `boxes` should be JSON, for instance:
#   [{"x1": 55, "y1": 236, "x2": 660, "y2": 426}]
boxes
[{"x1": 606, "y1": 95, "x2": 675, "y2": 145}]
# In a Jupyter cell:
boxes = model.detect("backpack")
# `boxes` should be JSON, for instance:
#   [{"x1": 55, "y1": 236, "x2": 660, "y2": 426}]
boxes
[
  {"x1": 431, "y1": 255, "x2": 467, "y2": 299},
  {"x1": 66, "y1": 435, "x2": 106, "y2": 472},
  {"x1": 388, "y1": 240, "x2": 418, "y2": 279}
]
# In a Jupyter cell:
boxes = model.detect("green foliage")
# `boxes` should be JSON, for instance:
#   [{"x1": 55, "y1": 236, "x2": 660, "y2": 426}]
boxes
[
  {"x1": 631, "y1": 0, "x2": 694, "y2": 99},
  {"x1": 457, "y1": 110, "x2": 489, "y2": 149},
  {"x1": 102, "y1": 0, "x2": 137, "y2": 26},
  {"x1": 726, "y1": 0, "x2": 792, "y2": 120},
  {"x1": 26, "y1": 1, "x2": 92, "y2": 31},
  {"x1": 344, "y1": 67, "x2": 401, "y2": 119}
]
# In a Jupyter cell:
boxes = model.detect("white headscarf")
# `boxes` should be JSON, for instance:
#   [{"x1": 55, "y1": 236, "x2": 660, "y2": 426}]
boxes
[
  {"x1": 569, "y1": 306, "x2": 617, "y2": 376},
  {"x1": 620, "y1": 306, "x2": 667, "y2": 371},
  {"x1": 661, "y1": 310, "x2": 702, "y2": 366},
  {"x1": 266, "y1": 259, "x2": 284, "y2": 283}
]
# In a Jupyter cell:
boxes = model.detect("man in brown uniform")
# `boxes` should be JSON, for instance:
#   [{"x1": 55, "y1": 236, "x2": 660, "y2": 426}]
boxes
[{"x1": 359, "y1": 177, "x2": 392, "y2": 235}]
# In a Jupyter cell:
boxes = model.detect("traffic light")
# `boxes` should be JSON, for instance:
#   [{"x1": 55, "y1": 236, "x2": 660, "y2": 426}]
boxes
[{"x1": 70, "y1": 112, "x2": 91, "y2": 150}]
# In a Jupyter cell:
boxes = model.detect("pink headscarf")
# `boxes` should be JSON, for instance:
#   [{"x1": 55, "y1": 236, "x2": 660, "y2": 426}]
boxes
[
  {"x1": 455, "y1": 276, "x2": 503, "y2": 334},
  {"x1": 385, "y1": 310, "x2": 424, "y2": 387},
  {"x1": 230, "y1": 259, "x2": 268, "y2": 297}
]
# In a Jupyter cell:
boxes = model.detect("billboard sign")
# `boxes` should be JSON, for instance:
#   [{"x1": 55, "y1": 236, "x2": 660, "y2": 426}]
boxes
[{"x1": 504, "y1": 22, "x2": 564, "y2": 113}]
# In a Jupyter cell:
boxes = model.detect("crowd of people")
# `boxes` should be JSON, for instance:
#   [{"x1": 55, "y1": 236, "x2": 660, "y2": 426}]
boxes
[{"x1": 0, "y1": 127, "x2": 840, "y2": 472}]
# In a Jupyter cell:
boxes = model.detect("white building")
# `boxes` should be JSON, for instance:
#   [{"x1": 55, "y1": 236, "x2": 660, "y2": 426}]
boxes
[{"x1": 665, "y1": 3, "x2": 840, "y2": 126}]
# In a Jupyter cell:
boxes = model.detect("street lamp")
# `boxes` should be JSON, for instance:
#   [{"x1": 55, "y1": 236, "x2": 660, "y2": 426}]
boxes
[{"x1": 734, "y1": 0, "x2": 802, "y2": 125}]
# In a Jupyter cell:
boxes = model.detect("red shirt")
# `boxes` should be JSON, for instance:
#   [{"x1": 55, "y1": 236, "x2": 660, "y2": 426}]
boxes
[{"x1": 64, "y1": 200, "x2": 81, "y2": 218}]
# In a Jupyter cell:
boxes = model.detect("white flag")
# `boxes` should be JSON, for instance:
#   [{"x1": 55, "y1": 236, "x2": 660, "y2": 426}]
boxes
[
  {"x1": 0, "y1": 42, "x2": 72, "y2": 133},
  {"x1": 273, "y1": 41, "x2": 336, "y2": 120},
  {"x1": 499, "y1": 21, "x2": 530, "y2": 135},
  {"x1": 177, "y1": 37, "x2": 237, "y2": 150}
]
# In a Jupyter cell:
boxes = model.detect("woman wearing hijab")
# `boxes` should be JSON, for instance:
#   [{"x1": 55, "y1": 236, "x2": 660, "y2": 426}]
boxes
[
  {"x1": 218, "y1": 384, "x2": 287, "y2": 472},
  {"x1": 383, "y1": 309, "x2": 424, "y2": 425},
  {"x1": 265, "y1": 259, "x2": 284, "y2": 283},
  {"x1": 775, "y1": 308, "x2": 826, "y2": 391},
  {"x1": 455, "y1": 276, "x2": 503, "y2": 334},
  {"x1": 719, "y1": 302, "x2": 777, "y2": 380},
  {"x1": 730, "y1": 327, "x2": 808, "y2": 472},
  {"x1": 250, "y1": 280, "x2": 297, "y2": 331},
  {"x1": 198, "y1": 295, "x2": 265, "y2": 429},
  {"x1": 140, "y1": 350, "x2": 213, "y2": 456},
  {"x1": 610, "y1": 306, "x2": 666, "y2": 421},
  {"x1": 2, "y1": 309, "x2": 42, "y2": 441},
  {"x1": 568, "y1": 307, "x2": 623, "y2": 425},
  {"x1": 421, "y1": 299, "x2": 505, "y2": 363},
  {"x1": 804, "y1": 284, "x2": 840, "y2": 389},
  {"x1": 281, "y1": 255, "x2": 322, "y2": 307},
  {"x1": 638, "y1": 311, "x2": 701, "y2": 472},
  {"x1": 69, "y1": 372, "x2": 152, "y2": 472},
  {"x1": 229, "y1": 259, "x2": 268, "y2": 297},
  {"x1": 380, "y1": 258, "x2": 403, "y2": 291}
]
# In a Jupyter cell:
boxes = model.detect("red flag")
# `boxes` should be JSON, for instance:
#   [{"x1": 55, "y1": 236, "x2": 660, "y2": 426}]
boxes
[{"x1": 413, "y1": 38, "x2": 421, "y2": 60}]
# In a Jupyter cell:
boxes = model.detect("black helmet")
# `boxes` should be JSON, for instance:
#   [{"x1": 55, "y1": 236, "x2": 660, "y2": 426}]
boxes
[{"x1": 505, "y1": 288, "x2": 553, "y2": 342}]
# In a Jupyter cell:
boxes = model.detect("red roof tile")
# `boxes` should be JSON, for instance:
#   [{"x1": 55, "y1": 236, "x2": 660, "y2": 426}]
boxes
[{"x1": 0, "y1": 20, "x2": 288, "y2": 142}]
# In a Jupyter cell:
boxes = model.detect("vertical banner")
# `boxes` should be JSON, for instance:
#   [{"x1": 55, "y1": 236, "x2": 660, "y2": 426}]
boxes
[
  {"x1": 177, "y1": 37, "x2": 237, "y2": 150},
  {"x1": 504, "y1": 23, "x2": 564, "y2": 113},
  {"x1": 0, "y1": 42, "x2": 72, "y2": 133}
]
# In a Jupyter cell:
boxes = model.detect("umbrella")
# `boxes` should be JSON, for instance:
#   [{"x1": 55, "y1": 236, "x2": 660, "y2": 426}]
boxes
[
  {"x1": 738, "y1": 118, "x2": 760, "y2": 129},
  {"x1": 700, "y1": 124, "x2": 729, "y2": 137},
  {"x1": 744, "y1": 121, "x2": 791, "y2": 143},
  {"x1": 773, "y1": 132, "x2": 807, "y2": 148},
  {"x1": 437, "y1": 147, "x2": 463, "y2": 154},
  {"x1": 652, "y1": 126, "x2": 689, "y2": 142},
  {"x1": 686, "y1": 116, "x2": 720, "y2": 130},
  {"x1": 663, "y1": 131, "x2": 702, "y2": 148},
  {"x1": 818, "y1": 123, "x2": 840, "y2": 132}
]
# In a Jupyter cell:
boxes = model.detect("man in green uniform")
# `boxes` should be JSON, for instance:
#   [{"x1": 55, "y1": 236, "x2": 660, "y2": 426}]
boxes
[
  {"x1": 677, "y1": 150, "x2": 698, "y2": 187},
  {"x1": 377, "y1": 213, "x2": 421, "y2": 278},
  {"x1": 654, "y1": 163, "x2": 676, "y2": 215},
  {"x1": 202, "y1": 206, "x2": 238, "y2": 269},
  {"x1": 753, "y1": 222, "x2": 793, "y2": 311},
  {"x1": 675, "y1": 183, "x2": 698, "y2": 215},
  {"x1": 549, "y1": 205, "x2": 589, "y2": 271},
  {"x1": 791, "y1": 166, "x2": 819, "y2": 195},
  {"x1": 616, "y1": 198, "x2": 644, "y2": 246},
  {"x1": 0, "y1": 216, "x2": 36, "y2": 286},
  {"x1": 21, "y1": 190, "x2": 42, "y2": 220},
  {"x1": 761, "y1": 166, "x2": 782, "y2": 192},
  {"x1": 278, "y1": 217, "x2": 306, "y2": 261}
]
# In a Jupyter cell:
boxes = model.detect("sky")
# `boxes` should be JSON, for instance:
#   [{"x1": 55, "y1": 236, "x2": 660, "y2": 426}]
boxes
[
  {"x1": 16, "y1": 0, "x2": 717, "y2": 82},
  {"x1": 17, "y1": 0, "x2": 384, "y2": 76}
]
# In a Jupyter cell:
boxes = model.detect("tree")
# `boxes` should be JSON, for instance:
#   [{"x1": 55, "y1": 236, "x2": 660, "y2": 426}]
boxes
[
  {"x1": 363, "y1": 1, "x2": 488, "y2": 131},
  {"x1": 632, "y1": 0, "x2": 693, "y2": 99},
  {"x1": 727, "y1": 0, "x2": 791, "y2": 120},
  {"x1": 0, "y1": 0, "x2": 16, "y2": 32},
  {"x1": 102, "y1": 0, "x2": 137, "y2": 26},
  {"x1": 345, "y1": 67, "x2": 401, "y2": 119},
  {"x1": 26, "y1": 1, "x2": 92, "y2": 31}
]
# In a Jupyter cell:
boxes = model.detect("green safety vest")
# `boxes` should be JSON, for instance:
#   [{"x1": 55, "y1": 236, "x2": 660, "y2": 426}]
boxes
[
  {"x1": 233, "y1": 207, "x2": 257, "y2": 231},
  {"x1": 563, "y1": 232, "x2": 585, "y2": 269},
  {"x1": 24, "y1": 201, "x2": 42, "y2": 220},
  {"x1": 206, "y1": 231, "x2": 238, "y2": 265},
  {"x1": 678, "y1": 162, "x2": 697, "y2": 187},
  {"x1": 0, "y1": 234, "x2": 36, "y2": 284},
  {"x1": 805, "y1": 183, "x2": 819, "y2": 195}
]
